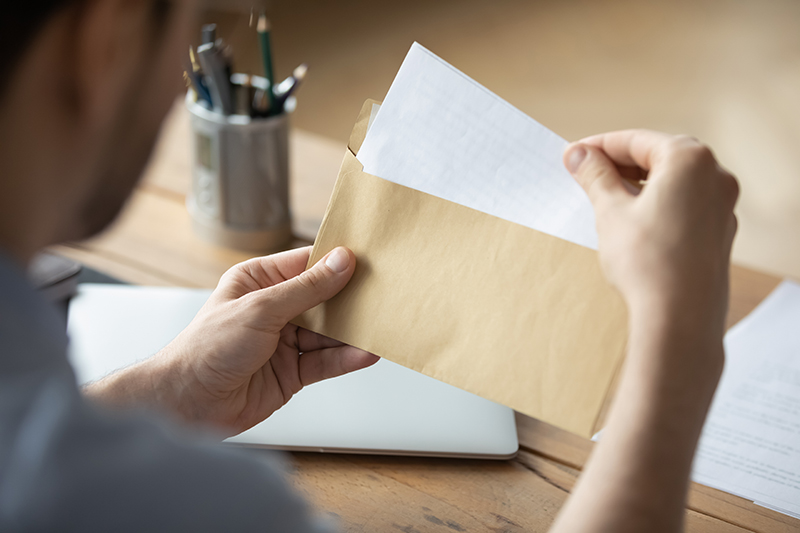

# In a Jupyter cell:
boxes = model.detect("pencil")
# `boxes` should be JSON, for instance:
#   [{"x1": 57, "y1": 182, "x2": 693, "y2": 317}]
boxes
[
  {"x1": 183, "y1": 71, "x2": 194, "y2": 91},
  {"x1": 189, "y1": 46, "x2": 201, "y2": 73},
  {"x1": 257, "y1": 14, "x2": 277, "y2": 113}
]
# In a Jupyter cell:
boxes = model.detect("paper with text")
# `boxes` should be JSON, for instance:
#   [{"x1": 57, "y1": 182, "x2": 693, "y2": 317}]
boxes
[
  {"x1": 357, "y1": 42, "x2": 597, "y2": 250},
  {"x1": 693, "y1": 280, "x2": 800, "y2": 519}
]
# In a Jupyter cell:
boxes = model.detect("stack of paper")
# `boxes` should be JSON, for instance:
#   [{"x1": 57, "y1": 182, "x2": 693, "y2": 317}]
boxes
[{"x1": 693, "y1": 280, "x2": 800, "y2": 519}]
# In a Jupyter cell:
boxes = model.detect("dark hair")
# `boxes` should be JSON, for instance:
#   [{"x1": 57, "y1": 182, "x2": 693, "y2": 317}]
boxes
[
  {"x1": 0, "y1": 1, "x2": 71, "y2": 98},
  {"x1": 0, "y1": 0, "x2": 172, "y2": 101}
]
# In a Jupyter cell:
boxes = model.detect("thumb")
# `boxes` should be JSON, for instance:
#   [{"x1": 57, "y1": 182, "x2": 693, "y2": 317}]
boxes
[
  {"x1": 260, "y1": 247, "x2": 356, "y2": 324},
  {"x1": 564, "y1": 143, "x2": 628, "y2": 208}
]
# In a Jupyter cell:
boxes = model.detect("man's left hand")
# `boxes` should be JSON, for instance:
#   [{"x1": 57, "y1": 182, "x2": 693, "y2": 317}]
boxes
[{"x1": 85, "y1": 246, "x2": 378, "y2": 437}]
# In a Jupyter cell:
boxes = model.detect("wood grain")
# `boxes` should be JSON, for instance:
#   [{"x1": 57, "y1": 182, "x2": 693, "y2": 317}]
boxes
[{"x1": 276, "y1": 451, "x2": 756, "y2": 532}]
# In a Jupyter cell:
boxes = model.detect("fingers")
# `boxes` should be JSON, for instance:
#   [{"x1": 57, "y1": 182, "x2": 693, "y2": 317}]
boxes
[
  {"x1": 214, "y1": 247, "x2": 313, "y2": 301},
  {"x1": 299, "y1": 345, "x2": 380, "y2": 387},
  {"x1": 617, "y1": 165, "x2": 648, "y2": 184},
  {"x1": 258, "y1": 246, "x2": 356, "y2": 324},
  {"x1": 567, "y1": 130, "x2": 731, "y2": 203},
  {"x1": 297, "y1": 328, "x2": 345, "y2": 353},
  {"x1": 563, "y1": 143, "x2": 630, "y2": 209},
  {"x1": 262, "y1": 246, "x2": 313, "y2": 280},
  {"x1": 238, "y1": 246, "x2": 313, "y2": 286},
  {"x1": 576, "y1": 129, "x2": 676, "y2": 170}
]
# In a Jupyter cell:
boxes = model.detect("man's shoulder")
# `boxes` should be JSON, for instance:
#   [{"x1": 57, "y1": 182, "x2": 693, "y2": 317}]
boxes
[{"x1": 0, "y1": 372, "x2": 331, "y2": 532}]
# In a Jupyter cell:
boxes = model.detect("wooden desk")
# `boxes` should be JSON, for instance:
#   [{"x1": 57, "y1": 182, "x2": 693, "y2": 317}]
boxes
[{"x1": 53, "y1": 102, "x2": 797, "y2": 532}]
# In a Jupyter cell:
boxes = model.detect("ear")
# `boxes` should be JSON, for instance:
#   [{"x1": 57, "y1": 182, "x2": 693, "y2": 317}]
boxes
[{"x1": 74, "y1": 0, "x2": 152, "y2": 127}]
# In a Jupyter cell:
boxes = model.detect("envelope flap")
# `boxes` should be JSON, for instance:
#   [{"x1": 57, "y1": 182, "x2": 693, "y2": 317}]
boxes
[
  {"x1": 348, "y1": 99, "x2": 381, "y2": 156},
  {"x1": 305, "y1": 101, "x2": 378, "y2": 271}
]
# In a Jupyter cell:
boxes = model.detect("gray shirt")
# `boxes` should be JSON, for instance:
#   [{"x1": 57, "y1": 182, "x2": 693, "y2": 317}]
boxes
[{"x1": 0, "y1": 254, "x2": 331, "y2": 532}]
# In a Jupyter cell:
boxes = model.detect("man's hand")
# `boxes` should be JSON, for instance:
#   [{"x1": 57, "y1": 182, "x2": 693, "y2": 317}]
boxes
[
  {"x1": 565, "y1": 130, "x2": 739, "y2": 337},
  {"x1": 551, "y1": 131, "x2": 739, "y2": 533},
  {"x1": 84, "y1": 246, "x2": 379, "y2": 437}
]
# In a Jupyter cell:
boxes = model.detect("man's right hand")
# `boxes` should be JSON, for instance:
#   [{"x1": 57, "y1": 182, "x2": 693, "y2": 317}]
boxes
[
  {"x1": 564, "y1": 130, "x2": 739, "y2": 341},
  {"x1": 552, "y1": 133, "x2": 740, "y2": 533}
]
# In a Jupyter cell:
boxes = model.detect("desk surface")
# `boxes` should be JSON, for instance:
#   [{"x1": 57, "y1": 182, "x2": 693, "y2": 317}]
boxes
[{"x1": 53, "y1": 102, "x2": 796, "y2": 532}]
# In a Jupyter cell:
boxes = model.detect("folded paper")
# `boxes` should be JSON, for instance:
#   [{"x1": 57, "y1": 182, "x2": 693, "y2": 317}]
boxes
[{"x1": 359, "y1": 43, "x2": 598, "y2": 250}]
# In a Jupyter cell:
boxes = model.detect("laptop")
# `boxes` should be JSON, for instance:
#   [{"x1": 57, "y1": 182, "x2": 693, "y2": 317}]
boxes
[{"x1": 67, "y1": 284, "x2": 519, "y2": 459}]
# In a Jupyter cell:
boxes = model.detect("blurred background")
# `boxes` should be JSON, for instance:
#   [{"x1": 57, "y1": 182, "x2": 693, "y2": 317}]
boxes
[{"x1": 201, "y1": 0, "x2": 800, "y2": 280}]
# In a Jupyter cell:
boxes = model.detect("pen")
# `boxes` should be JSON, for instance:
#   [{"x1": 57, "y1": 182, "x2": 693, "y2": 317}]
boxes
[
  {"x1": 197, "y1": 42, "x2": 235, "y2": 115},
  {"x1": 273, "y1": 63, "x2": 307, "y2": 112},
  {"x1": 185, "y1": 68, "x2": 212, "y2": 106},
  {"x1": 230, "y1": 73, "x2": 254, "y2": 116},
  {"x1": 222, "y1": 43, "x2": 235, "y2": 96},
  {"x1": 249, "y1": 73, "x2": 271, "y2": 116},
  {"x1": 201, "y1": 23, "x2": 217, "y2": 47},
  {"x1": 257, "y1": 14, "x2": 276, "y2": 113},
  {"x1": 188, "y1": 46, "x2": 212, "y2": 103},
  {"x1": 252, "y1": 88, "x2": 270, "y2": 117}
]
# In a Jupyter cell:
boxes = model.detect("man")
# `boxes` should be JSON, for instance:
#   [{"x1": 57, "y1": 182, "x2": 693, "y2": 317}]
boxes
[{"x1": 0, "y1": 1, "x2": 738, "y2": 532}]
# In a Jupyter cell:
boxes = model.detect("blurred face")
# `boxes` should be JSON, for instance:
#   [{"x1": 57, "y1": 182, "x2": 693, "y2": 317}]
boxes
[
  {"x1": 72, "y1": 0, "x2": 197, "y2": 239},
  {"x1": 0, "y1": 0, "x2": 205, "y2": 262}
]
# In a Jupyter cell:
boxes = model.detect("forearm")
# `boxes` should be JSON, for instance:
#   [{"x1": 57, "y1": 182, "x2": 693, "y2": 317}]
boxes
[
  {"x1": 82, "y1": 352, "x2": 188, "y2": 418},
  {"x1": 81, "y1": 345, "x2": 252, "y2": 436},
  {"x1": 551, "y1": 296, "x2": 724, "y2": 533}
]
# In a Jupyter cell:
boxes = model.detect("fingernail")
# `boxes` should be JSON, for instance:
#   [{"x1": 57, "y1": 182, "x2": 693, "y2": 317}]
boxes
[
  {"x1": 325, "y1": 247, "x2": 350, "y2": 273},
  {"x1": 566, "y1": 145, "x2": 587, "y2": 174}
]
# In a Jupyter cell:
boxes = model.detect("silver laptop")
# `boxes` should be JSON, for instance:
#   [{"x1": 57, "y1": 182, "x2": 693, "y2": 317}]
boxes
[{"x1": 67, "y1": 284, "x2": 519, "y2": 459}]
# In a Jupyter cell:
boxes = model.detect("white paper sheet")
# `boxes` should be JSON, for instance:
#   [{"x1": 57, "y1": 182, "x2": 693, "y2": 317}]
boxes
[
  {"x1": 357, "y1": 42, "x2": 598, "y2": 250},
  {"x1": 692, "y1": 280, "x2": 800, "y2": 518}
]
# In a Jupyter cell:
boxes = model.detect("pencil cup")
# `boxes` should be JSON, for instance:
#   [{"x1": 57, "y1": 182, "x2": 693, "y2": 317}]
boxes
[{"x1": 186, "y1": 90, "x2": 292, "y2": 252}]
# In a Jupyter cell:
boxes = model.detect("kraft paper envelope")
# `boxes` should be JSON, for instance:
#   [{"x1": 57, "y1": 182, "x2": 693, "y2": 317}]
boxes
[{"x1": 294, "y1": 100, "x2": 628, "y2": 438}]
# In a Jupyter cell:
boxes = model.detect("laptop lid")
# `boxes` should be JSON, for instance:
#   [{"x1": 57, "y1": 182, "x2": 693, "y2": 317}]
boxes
[{"x1": 67, "y1": 284, "x2": 519, "y2": 459}]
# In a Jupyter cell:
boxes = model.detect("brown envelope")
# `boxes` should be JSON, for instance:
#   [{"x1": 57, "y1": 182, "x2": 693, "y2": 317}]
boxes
[{"x1": 294, "y1": 100, "x2": 628, "y2": 438}]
